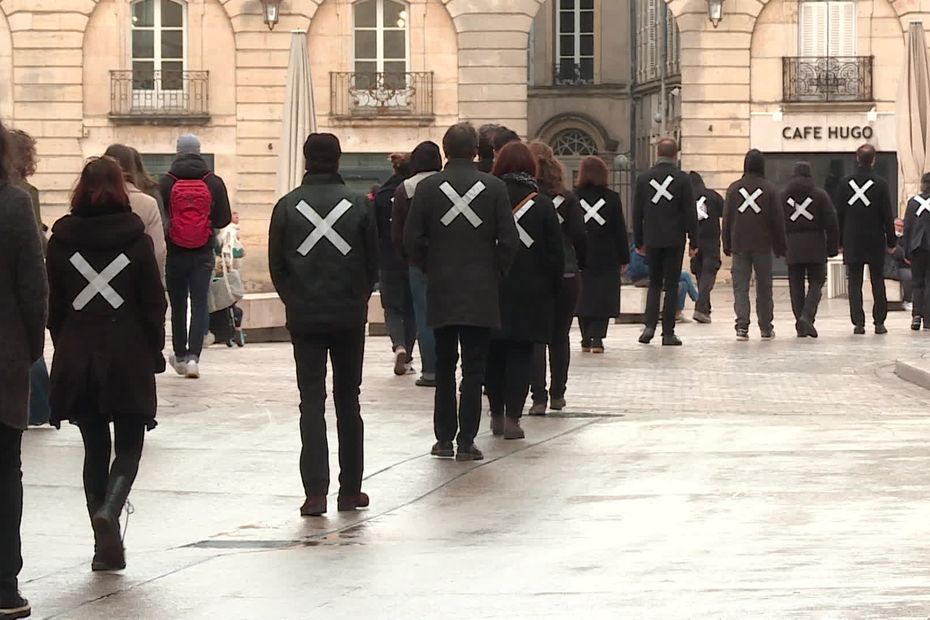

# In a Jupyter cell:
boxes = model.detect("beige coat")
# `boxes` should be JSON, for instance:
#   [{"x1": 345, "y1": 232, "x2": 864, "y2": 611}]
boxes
[{"x1": 127, "y1": 183, "x2": 167, "y2": 283}]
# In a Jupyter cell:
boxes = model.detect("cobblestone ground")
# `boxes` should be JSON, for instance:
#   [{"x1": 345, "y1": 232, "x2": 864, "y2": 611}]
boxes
[{"x1": 19, "y1": 292, "x2": 930, "y2": 619}]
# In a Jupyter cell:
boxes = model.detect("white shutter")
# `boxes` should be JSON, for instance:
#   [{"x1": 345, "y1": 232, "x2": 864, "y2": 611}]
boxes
[
  {"x1": 647, "y1": 0, "x2": 657, "y2": 78},
  {"x1": 799, "y1": 2, "x2": 828, "y2": 57},
  {"x1": 828, "y1": 1, "x2": 856, "y2": 57}
]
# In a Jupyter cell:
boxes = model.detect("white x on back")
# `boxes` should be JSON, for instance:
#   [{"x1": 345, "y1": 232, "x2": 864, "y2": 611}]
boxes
[
  {"x1": 696, "y1": 196, "x2": 708, "y2": 221},
  {"x1": 514, "y1": 199, "x2": 536, "y2": 248},
  {"x1": 440, "y1": 181, "x2": 485, "y2": 228},
  {"x1": 71, "y1": 252, "x2": 130, "y2": 310},
  {"x1": 915, "y1": 194, "x2": 930, "y2": 217},
  {"x1": 788, "y1": 197, "x2": 814, "y2": 222},
  {"x1": 296, "y1": 199, "x2": 353, "y2": 256},
  {"x1": 738, "y1": 187, "x2": 763, "y2": 214},
  {"x1": 581, "y1": 198, "x2": 606, "y2": 225},
  {"x1": 848, "y1": 179, "x2": 874, "y2": 207},
  {"x1": 650, "y1": 175, "x2": 674, "y2": 204},
  {"x1": 553, "y1": 195, "x2": 565, "y2": 224}
]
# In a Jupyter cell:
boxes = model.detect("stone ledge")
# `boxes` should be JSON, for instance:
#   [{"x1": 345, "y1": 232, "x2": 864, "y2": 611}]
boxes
[
  {"x1": 895, "y1": 354, "x2": 930, "y2": 392},
  {"x1": 239, "y1": 292, "x2": 387, "y2": 343}
]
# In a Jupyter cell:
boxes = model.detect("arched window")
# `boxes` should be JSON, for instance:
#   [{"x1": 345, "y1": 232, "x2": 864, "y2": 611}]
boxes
[
  {"x1": 551, "y1": 129, "x2": 599, "y2": 157},
  {"x1": 354, "y1": 0, "x2": 408, "y2": 90},
  {"x1": 131, "y1": 0, "x2": 185, "y2": 92}
]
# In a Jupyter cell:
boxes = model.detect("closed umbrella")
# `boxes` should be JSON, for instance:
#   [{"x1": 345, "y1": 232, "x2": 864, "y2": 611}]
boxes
[
  {"x1": 896, "y1": 22, "x2": 930, "y2": 206},
  {"x1": 277, "y1": 31, "x2": 316, "y2": 198}
]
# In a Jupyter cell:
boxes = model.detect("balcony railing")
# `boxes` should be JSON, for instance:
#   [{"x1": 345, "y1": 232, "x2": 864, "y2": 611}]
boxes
[
  {"x1": 110, "y1": 70, "x2": 210, "y2": 124},
  {"x1": 330, "y1": 72, "x2": 433, "y2": 120},
  {"x1": 553, "y1": 61, "x2": 594, "y2": 86},
  {"x1": 782, "y1": 56, "x2": 873, "y2": 103}
]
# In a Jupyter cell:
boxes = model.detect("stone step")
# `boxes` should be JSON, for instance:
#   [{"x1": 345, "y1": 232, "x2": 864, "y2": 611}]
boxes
[{"x1": 895, "y1": 353, "x2": 930, "y2": 391}]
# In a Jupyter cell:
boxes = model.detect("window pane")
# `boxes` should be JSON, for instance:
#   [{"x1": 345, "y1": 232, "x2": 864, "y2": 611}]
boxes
[
  {"x1": 132, "y1": 0, "x2": 154, "y2": 27},
  {"x1": 355, "y1": 0, "x2": 376, "y2": 28},
  {"x1": 559, "y1": 0, "x2": 574, "y2": 9},
  {"x1": 132, "y1": 61, "x2": 155, "y2": 90},
  {"x1": 355, "y1": 30, "x2": 377, "y2": 60},
  {"x1": 580, "y1": 0, "x2": 594, "y2": 9},
  {"x1": 132, "y1": 30, "x2": 155, "y2": 59},
  {"x1": 383, "y1": 0, "x2": 406, "y2": 28},
  {"x1": 162, "y1": 30, "x2": 183, "y2": 60},
  {"x1": 559, "y1": 35, "x2": 574, "y2": 57},
  {"x1": 161, "y1": 61, "x2": 183, "y2": 90},
  {"x1": 161, "y1": 0, "x2": 183, "y2": 28},
  {"x1": 559, "y1": 11, "x2": 575, "y2": 34},
  {"x1": 354, "y1": 62, "x2": 377, "y2": 89},
  {"x1": 580, "y1": 34, "x2": 594, "y2": 56},
  {"x1": 384, "y1": 30, "x2": 405, "y2": 60},
  {"x1": 580, "y1": 58, "x2": 594, "y2": 80},
  {"x1": 580, "y1": 10, "x2": 594, "y2": 34},
  {"x1": 384, "y1": 60, "x2": 407, "y2": 76}
]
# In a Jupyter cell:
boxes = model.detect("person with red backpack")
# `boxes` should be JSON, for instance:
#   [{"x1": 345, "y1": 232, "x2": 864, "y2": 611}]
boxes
[{"x1": 159, "y1": 134, "x2": 231, "y2": 379}]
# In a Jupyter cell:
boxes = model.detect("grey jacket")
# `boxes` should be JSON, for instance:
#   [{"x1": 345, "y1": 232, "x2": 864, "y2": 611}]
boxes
[{"x1": 0, "y1": 183, "x2": 49, "y2": 431}]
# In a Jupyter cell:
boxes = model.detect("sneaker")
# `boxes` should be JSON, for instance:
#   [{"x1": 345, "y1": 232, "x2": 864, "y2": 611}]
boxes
[
  {"x1": 638, "y1": 327, "x2": 655, "y2": 344},
  {"x1": 204, "y1": 332, "x2": 216, "y2": 347},
  {"x1": 528, "y1": 402, "x2": 547, "y2": 416},
  {"x1": 185, "y1": 359, "x2": 200, "y2": 379},
  {"x1": 404, "y1": 362, "x2": 416, "y2": 375},
  {"x1": 550, "y1": 397, "x2": 566, "y2": 411},
  {"x1": 300, "y1": 496, "x2": 327, "y2": 517},
  {"x1": 455, "y1": 444, "x2": 484, "y2": 461},
  {"x1": 393, "y1": 347, "x2": 407, "y2": 376},
  {"x1": 415, "y1": 376, "x2": 437, "y2": 388},
  {"x1": 662, "y1": 334, "x2": 682, "y2": 346},
  {"x1": 490, "y1": 415, "x2": 505, "y2": 436},
  {"x1": 912, "y1": 317, "x2": 922, "y2": 331},
  {"x1": 337, "y1": 492, "x2": 370, "y2": 512},
  {"x1": 503, "y1": 417, "x2": 525, "y2": 440},
  {"x1": 736, "y1": 328, "x2": 749, "y2": 341},
  {"x1": 0, "y1": 592, "x2": 31, "y2": 619},
  {"x1": 761, "y1": 330, "x2": 775, "y2": 341},
  {"x1": 168, "y1": 354, "x2": 187, "y2": 376},
  {"x1": 875, "y1": 324, "x2": 888, "y2": 335},
  {"x1": 693, "y1": 311, "x2": 712, "y2": 324},
  {"x1": 431, "y1": 441, "x2": 454, "y2": 458}
]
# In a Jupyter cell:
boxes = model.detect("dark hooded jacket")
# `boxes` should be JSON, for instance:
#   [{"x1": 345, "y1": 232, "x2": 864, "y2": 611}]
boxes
[
  {"x1": 834, "y1": 165, "x2": 897, "y2": 264},
  {"x1": 159, "y1": 154, "x2": 233, "y2": 252},
  {"x1": 574, "y1": 184, "x2": 629, "y2": 319},
  {"x1": 632, "y1": 159, "x2": 696, "y2": 249},
  {"x1": 903, "y1": 189, "x2": 930, "y2": 259},
  {"x1": 690, "y1": 171, "x2": 723, "y2": 260},
  {"x1": 374, "y1": 173, "x2": 407, "y2": 273},
  {"x1": 781, "y1": 162, "x2": 839, "y2": 265},
  {"x1": 46, "y1": 204, "x2": 166, "y2": 429},
  {"x1": 723, "y1": 150, "x2": 786, "y2": 257}
]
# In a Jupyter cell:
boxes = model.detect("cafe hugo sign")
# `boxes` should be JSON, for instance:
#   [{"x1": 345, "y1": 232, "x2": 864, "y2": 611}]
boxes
[
  {"x1": 751, "y1": 112, "x2": 895, "y2": 153},
  {"x1": 781, "y1": 125, "x2": 874, "y2": 140}
]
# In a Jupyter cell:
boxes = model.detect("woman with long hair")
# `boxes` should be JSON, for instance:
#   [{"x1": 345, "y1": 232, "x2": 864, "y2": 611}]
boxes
[
  {"x1": 487, "y1": 142, "x2": 564, "y2": 440},
  {"x1": 574, "y1": 156, "x2": 629, "y2": 353},
  {"x1": 46, "y1": 157, "x2": 166, "y2": 571},
  {"x1": 526, "y1": 141, "x2": 587, "y2": 414},
  {"x1": 129, "y1": 146, "x2": 168, "y2": 232}
]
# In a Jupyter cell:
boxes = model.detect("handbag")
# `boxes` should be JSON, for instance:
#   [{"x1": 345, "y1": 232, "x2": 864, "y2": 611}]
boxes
[{"x1": 208, "y1": 257, "x2": 245, "y2": 313}]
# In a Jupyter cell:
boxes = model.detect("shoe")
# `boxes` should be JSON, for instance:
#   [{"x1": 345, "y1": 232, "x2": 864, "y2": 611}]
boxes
[
  {"x1": 337, "y1": 492, "x2": 370, "y2": 512},
  {"x1": 92, "y1": 474, "x2": 131, "y2": 572},
  {"x1": 912, "y1": 317, "x2": 922, "y2": 331},
  {"x1": 404, "y1": 363, "x2": 416, "y2": 375},
  {"x1": 393, "y1": 347, "x2": 407, "y2": 376},
  {"x1": 415, "y1": 376, "x2": 437, "y2": 388},
  {"x1": 234, "y1": 329, "x2": 246, "y2": 347},
  {"x1": 204, "y1": 332, "x2": 216, "y2": 347},
  {"x1": 675, "y1": 312, "x2": 691, "y2": 324},
  {"x1": 86, "y1": 495, "x2": 122, "y2": 572},
  {"x1": 875, "y1": 324, "x2": 888, "y2": 335},
  {"x1": 169, "y1": 354, "x2": 186, "y2": 376},
  {"x1": 736, "y1": 328, "x2": 749, "y2": 341},
  {"x1": 693, "y1": 311, "x2": 712, "y2": 324},
  {"x1": 795, "y1": 320, "x2": 808, "y2": 338},
  {"x1": 431, "y1": 441, "x2": 454, "y2": 458},
  {"x1": 581, "y1": 339, "x2": 592, "y2": 353},
  {"x1": 662, "y1": 334, "x2": 682, "y2": 346},
  {"x1": 455, "y1": 444, "x2": 484, "y2": 461},
  {"x1": 300, "y1": 496, "x2": 327, "y2": 516},
  {"x1": 503, "y1": 417, "x2": 525, "y2": 440},
  {"x1": 638, "y1": 326, "x2": 655, "y2": 344},
  {"x1": 853, "y1": 325, "x2": 866, "y2": 335},
  {"x1": 185, "y1": 359, "x2": 200, "y2": 379},
  {"x1": 490, "y1": 415, "x2": 504, "y2": 436},
  {"x1": 0, "y1": 592, "x2": 31, "y2": 619},
  {"x1": 550, "y1": 397, "x2": 566, "y2": 411},
  {"x1": 761, "y1": 330, "x2": 775, "y2": 341},
  {"x1": 797, "y1": 317, "x2": 817, "y2": 339},
  {"x1": 528, "y1": 402, "x2": 547, "y2": 416},
  {"x1": 590, "y1": 339, "x2": 605, "y2": 354}
]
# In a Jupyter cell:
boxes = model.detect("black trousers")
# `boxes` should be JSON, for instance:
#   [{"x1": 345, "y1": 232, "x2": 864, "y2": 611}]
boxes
[
  {"x1": 486, "y1": 340, "x2": 535, "y2": 419},
  {"x1": 532, "y1": 276, "x2": 580, "y2": 403},
  {"x1": 0, "y1": 425, "x2": 22, "y2": 596},
  {"x1": 788, "y1": 263, "x2": 827, "y2": 322},
  {"x1": 912, "y1": 248, "x2": 930, "y2": 319},
  {"x1": 578, "y1": 317, "x2": 609, "y2": 342},
  {"x1": 645, "y1": 245, "x2": 685, "y2": 334},
  {"x1": 292, "y1": 326, "x2": 365, "y2": 497},
  {"x1": 379, "y1": 270, "x2": 416, "y2": 357},
  {"x1": 847, "y1": 260, "x2": 888, "y2": 326},
  {"x1": 78, "y1": 420, "x2": 146, "y2": 508},
  {"x1": 434, "y1": 326, "x2": 490, "y2": 446},
  {"x1": 692, "y1": 254, "x2": 721, "y2": 315}
]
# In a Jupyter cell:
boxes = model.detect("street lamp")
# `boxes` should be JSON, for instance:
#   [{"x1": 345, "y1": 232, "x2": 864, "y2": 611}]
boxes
[
  {"x1": 261, "y1": 0, "x2": 282, "y2": 31},
  {"x1": 707, "y1": 0, "x2": 724, "y2": 28}
]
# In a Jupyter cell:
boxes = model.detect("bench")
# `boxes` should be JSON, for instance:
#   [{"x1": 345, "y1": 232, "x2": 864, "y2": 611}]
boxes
[
  {"x1": 239, "y1": 292, "x2": 387, "y2": 343},
  {"x1": 616, "y1": 283, "x2": 648, "y2": 323},
  {"x1": 825, "y1": 258, "x2": 904, "y2": 307}
]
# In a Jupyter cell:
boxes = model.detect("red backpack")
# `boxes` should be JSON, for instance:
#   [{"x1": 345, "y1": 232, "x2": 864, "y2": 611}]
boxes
[{"x1": 167, "y1": 172, "x2": 213, "y2": 248}]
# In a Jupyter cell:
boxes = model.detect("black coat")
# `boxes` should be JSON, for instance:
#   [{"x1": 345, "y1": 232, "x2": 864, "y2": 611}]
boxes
[
  {"x1": 551, "y1": 191, "x2": 588, "y2": 274},
  {"x1": 47, "y1": 207, "x2": 166, "y2": 428},
  {"x1": 834, "y1": 167, "x2": 896, "y2": 265},
  {"x1": 495, "y1": 180, "x2": 564, "y2": 343},
  {"x1": 903, "y1": 192, "x2": 930, "y2": 259},
  {"x1": 268, "y1": 173, "x2": 379, "y2": 334},
  {"x1": 574, "y1": 185, "x2": 629, "y2": 319},
  {"x1": 158, "y1": 154, "x2": 232, "y2": 251},
  {"x1": 781, "y1": 174, "x2": 840, "y2": 265},
  {"x1": 723, "y1": 175, "x2": 787, "y2": 257},
  {"x1": 690, "y1": 172, "x2": 723, "y2": 261},
  {"x1": 404, "y1": 159, "x2": 519, "y2": 329},
  {"x1": 633, "y1": 161, "x2": 697, "y2": 250},
  {"x1": 374, "y1": 173, "x2": 407, "y2": 273}
]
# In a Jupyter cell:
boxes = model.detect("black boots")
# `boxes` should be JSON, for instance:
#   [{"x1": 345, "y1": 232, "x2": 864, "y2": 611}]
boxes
[
  {"x1": 638, "y1": 326, "x2": 655, "y2": 344},
  {"x1": 91, "y1": 475, "x2": 132, "y2": 572}
]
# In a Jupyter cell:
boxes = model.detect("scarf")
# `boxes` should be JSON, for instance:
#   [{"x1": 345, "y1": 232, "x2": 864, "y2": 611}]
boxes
[{"x1": 500, "y1": 172, "x2": 539, "y2": 192}]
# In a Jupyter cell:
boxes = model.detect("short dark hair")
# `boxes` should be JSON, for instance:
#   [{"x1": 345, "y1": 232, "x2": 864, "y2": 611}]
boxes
[
  {"x1": 442, "y1": 122, "x2": 479, "y2": 160},
  {"x1": 72, "y1": 157, "x2": 130, "y2": 212},
  {"x1": 492, "y1": 127, "x2": 520, "y2": 152},
  {"x1": 857, "y1": 143, "x2": 876, "y2": 167},
  {"x1": 577, "y1": 156, "x2": 609, "y2": 188},
  {"x1": 477, "y1": 124, "x2": 499, "y2": 161},
  {"x1": 921, "y1": 172, "x2": 930, "y2": 194},
  {"x1": 657, "y1": 138, "x2": 678, "y2": 159},
  {"x1": 491, "y1": 142, "x2": 537, "y2": 178}
]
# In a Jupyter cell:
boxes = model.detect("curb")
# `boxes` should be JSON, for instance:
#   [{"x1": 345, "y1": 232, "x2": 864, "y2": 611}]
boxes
[{"x1": 895, "y1": 354, "x2": 930, "y2": 391}]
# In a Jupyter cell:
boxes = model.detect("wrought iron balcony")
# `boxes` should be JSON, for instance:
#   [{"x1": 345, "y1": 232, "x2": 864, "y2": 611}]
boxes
[
  {"x1": 782, "y1": 56, "x2": 873, "y2": 103},
  {"x1": 553, "y1": 61, "x2": 594, "y2": 86},
  {"x1": 330, "y1": 72, "x2": 433, "y2": 120},
  {"x1": 109, "y1": 70, "x2": 210, "y2": 124}
]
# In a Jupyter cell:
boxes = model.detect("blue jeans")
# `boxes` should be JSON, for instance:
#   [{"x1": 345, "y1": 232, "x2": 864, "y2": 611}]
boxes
[
  {"x1": 408, "y1": 267, "x2": 436, "y2": 379},
  {"x1": 678, "y1": 272, "x2": 699, "y2": 312},
  {"x1": 167, "y1": 248, "x2": 215, "y2": 362},
  {"x1": 28, "y1": 358, "x2": 51, "y2": 426}
]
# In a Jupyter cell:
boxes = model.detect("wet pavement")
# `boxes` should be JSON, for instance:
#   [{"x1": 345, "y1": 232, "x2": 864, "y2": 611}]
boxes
[{"x1": 19, "y1": 294, "x2": 930, "y2": 619}]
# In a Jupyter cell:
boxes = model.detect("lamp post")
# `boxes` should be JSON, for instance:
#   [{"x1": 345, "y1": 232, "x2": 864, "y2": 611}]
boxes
[
  {"x1": 707, "y1": 0, "x2": 724, "y2": 28},
  {"x1": 261, "y1": 0, "x2": 283, "y2": 31}
]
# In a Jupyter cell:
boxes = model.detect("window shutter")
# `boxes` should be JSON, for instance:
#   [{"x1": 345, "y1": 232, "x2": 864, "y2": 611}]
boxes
[
  {"x1": 799, "y1": 1, "x2": 827, "y2": 57},
  {"x1": 828, "y1": 1, "x2": 856, "y2": 57},
  {"x1": 647, "y1": 0, "x2": 657, "y2": 78}
]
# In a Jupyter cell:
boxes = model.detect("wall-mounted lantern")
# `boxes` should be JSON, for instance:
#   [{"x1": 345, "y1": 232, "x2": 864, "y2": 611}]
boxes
[
  {"x1": 708, "y1": 0, "x2": 724, "y2": 28},
  {"x1": 261, "y1": 0, "x2": 283, "y2": 31}
]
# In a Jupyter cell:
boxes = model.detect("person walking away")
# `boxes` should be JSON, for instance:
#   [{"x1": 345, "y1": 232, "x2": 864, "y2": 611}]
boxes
[
  {"x1": 404, "y1": 122, "x2": 519, "y2": 461},
  {"x1": 689, "y1": 171, "x2": 724, "y2": 324},
  {"x1": 392, "y1": 141, "x2": 443, "y2": 387},
  {"x1": 160, "y1": 134, "x2": 232, "y2": 378},
  {"x1": 834, "y1": 144, "x2": 897, "y2": 335},
  {"x1": 723, "y1": 149, "x2": 787, "y2": 341},
  {"x1": 46, "y1": 157, "x2": 166, "y2": 573},
  {"x1": 477, "y1": 124, "x2": 500, "y2": 173},
  {"x1": 0, "y1": 123, "x2": 48, "y2": 620},
  {"x1": 781, "y1": 161, "x2": 839, "y2": 338},
  {"x1": 487, "y1": 143, "x2": 564, "y2": 439},
  {"x1": 633, "y1": 138, "x2": 696, "y2": 346},
  {"x1": 375, "y1": 153, "x2": 417, "y2": 376},
  {"x1": 903, "y1": 172, "x2": 930, "y2": 331},
  {"x1": 527, "y1": 141, "x2": 586, "y2": 415},
  {"x1": 269, "y1": 133, "x2": 378, "y2": 516},
  {"x1": 574, "y1": 156, "x2": 629, "y2": 353},
  {"x1": 104, "y1": 144, "x2": 167, "y2": 284}
]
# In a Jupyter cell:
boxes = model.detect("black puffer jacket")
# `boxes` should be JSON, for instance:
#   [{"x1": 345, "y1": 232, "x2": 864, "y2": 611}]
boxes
[{"x1": 781, "y1": 162, "x2": 839, "y2": 265}]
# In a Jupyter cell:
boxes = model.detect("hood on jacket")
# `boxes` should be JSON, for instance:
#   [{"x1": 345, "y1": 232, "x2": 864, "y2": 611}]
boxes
[
  {"x1": 169, "y1": 154, "x2": 211, "y2": 180},
  {"x1": 51, "y1": 211, "x2": 145, "y2": 251},
  {"x1": 788, "y1": 161, "x2": 816, "y2": 192},
  {"x1": 690, "y1": 171, "x2": 706, "y2": 192},
  {"x1": 743, "y1": 149, "x2": 765, "y2": 177}
]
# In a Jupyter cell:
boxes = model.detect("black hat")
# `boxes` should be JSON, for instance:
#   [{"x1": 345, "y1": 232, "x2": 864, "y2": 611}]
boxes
[{"x1": 304, "y1": 133, "x2": 342, "y2": 173}]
